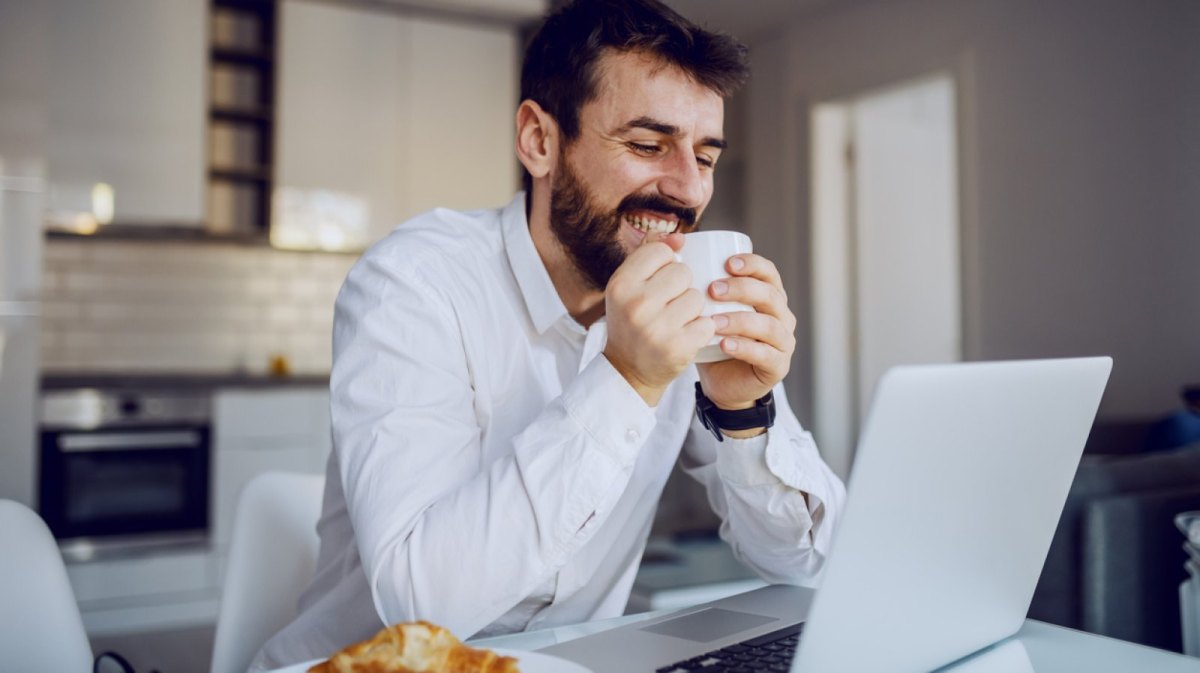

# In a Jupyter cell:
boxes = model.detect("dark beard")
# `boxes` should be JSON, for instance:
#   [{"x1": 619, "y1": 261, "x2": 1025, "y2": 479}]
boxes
[{"x1": 548, "y1": 157, "x2": 699, "y2": 291}]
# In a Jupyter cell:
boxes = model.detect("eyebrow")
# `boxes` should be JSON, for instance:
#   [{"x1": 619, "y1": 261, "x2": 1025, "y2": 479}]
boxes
[{"x1": 617, "y1": 116, "x2": 728, "y2": 150}]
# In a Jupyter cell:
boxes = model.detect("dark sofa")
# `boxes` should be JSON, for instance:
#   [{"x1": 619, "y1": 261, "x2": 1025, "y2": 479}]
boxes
[{"x1": 1029, "y1": 429, "x2": 1200, "y2": 651}]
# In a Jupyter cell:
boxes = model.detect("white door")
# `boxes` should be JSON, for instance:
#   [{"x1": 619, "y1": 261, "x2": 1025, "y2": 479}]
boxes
[{"x1": 811, "y1": 74, "x2": 962, "y2": 479}]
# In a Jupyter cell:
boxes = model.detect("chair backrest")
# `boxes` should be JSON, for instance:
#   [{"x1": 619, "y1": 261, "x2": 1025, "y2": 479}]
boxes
[
  {"x1": 209, "y1": 472, "x2": 324, "y2": 673},
  {"x1": 0, "y1": 499, "x2": 94, "y2": 672}
]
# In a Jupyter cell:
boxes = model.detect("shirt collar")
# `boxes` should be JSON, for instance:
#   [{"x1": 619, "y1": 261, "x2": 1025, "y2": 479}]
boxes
[{"x1": 502, "y1": 192, "x2": 570, "y2": 335}]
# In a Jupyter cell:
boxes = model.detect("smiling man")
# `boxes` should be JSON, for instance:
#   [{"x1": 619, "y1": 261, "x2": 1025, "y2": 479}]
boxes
[{"x1": 250, "y1": 1, "x2": 845, "y2": 670}]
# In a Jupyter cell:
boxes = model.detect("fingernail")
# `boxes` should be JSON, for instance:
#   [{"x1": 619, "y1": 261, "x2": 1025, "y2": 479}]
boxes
[
  {"x1": 723, "y1": 338, "x2": 738, "y2": 352},
  {"x1": 713, "y1": 314, "x2": 729, "y2": 330},
  {"x1": 729, "y1": 256, "x2": 745, "y2": 272},
  {"x1": 712, "y1": 280, "x2": 728, "y2": 296}
]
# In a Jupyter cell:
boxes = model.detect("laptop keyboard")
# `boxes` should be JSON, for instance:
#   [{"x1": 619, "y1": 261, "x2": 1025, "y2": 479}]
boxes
[{"x1": 654, "y1": 622, "x2": 804, "y2": 673}]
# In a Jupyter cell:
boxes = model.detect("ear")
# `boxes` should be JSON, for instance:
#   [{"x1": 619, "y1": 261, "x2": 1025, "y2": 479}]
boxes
[{"x1": 515, "y1": 99, "x2": 559, "y2": 183}]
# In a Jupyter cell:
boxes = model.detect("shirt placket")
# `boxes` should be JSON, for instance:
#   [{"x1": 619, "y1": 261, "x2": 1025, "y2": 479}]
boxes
[{"x1": 532, "y1": 319, "x2": 610, "y2": 621}]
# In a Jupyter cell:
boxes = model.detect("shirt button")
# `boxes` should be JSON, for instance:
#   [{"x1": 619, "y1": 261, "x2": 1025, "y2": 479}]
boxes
[{"x1": 625, "y1": 428, "x2": 640, "y2": 444}]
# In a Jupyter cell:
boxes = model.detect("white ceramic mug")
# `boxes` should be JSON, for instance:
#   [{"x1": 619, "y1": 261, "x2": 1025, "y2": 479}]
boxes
[{"x1": 676, "y1": 230, "x2": 753, "y2": 363}]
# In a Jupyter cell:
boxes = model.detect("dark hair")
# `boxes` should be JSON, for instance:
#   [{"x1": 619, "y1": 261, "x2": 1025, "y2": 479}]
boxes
[{"x1": 520, "y1": 0, "x2": 749, "y2": 194}]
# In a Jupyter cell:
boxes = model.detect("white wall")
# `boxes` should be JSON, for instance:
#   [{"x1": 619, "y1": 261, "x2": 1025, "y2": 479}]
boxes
[
  {"x1": 745, "y1": 0, "x2": 1200, "y2": 419},
  {"x1": 0, "y1": 0, "x2": 48, "y2": 509}
]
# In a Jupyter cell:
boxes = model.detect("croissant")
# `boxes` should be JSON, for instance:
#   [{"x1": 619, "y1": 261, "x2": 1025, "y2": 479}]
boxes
[{"x1": 308, "y1": 621, "x2": 521, "y2": 673}]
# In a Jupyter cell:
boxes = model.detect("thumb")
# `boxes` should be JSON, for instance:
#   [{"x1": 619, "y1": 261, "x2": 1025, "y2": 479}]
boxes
[{"x1": 643, "y1": 230, "x2": 684, "y2": 252}]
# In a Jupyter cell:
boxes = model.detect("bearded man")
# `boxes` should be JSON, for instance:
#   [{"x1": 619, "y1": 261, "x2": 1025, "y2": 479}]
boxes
[{"x1": 251, "y1": 0, "x2": 845, "y2": 669}]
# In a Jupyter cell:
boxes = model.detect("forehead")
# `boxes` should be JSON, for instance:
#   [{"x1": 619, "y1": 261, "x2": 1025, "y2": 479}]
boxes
[{"x1": 583, "y1": 49, "x2": 725, "y2": 138}]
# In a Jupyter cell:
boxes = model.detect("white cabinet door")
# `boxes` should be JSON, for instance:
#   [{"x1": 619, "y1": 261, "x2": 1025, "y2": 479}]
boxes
[
  {"x1": 212, "y1": 387, "x2": 331, "y2": 563},
  {"x1": 47, "y1": 0, "x2": 207, "y2": 226},
  {"x1": 274, "y1": 1, "x2": 519, "y2": 250},
  {"x1": 404, "y1": 17, "x2": 519, "y2": 217},
  {"x1": 274, "y1": 0, "x2": 409, "y2": 251}
]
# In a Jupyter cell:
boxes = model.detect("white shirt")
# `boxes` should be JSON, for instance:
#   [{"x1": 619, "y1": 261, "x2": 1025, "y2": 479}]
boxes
[{"x1": 251, "y1": 193, "x2": 846, "y2": 671}]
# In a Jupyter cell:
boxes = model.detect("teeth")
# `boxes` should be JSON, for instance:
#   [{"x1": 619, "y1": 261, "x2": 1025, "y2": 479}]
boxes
[{"x1": 626, "y1": 215, "x2": 678, "y2": 234}]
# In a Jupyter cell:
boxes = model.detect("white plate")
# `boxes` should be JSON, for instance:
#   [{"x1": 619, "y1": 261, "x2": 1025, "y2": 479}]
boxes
[{"x1": 269, "y1": 647, "x2": 592, "y2": 673}]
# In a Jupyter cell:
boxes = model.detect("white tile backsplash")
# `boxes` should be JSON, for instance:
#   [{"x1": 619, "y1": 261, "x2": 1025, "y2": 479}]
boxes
[{"x1": 41, "y1": 239, "x2": 357, "y2": 375}]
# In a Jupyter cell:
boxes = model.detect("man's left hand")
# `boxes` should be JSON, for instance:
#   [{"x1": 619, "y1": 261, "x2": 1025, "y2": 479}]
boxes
[{"x1": 696, "y1": 253, "x2": 796, "y2": 416}]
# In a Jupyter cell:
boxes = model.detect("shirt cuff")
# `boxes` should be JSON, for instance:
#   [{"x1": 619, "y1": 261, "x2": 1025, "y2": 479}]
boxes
[
  {"x1": 714, "y1": 430, "x2": 775, "y2": 486},
  {"x1": 559, "y1": 355, "x2": 657, "y2": 471},
  {"x1": 715, "y1": 426, "x2": 821, "y2": 494}
]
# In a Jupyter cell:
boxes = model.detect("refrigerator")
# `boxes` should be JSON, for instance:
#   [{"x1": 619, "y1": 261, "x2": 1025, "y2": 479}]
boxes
[{"x1": 0, "y1": 0, "x2": 47, "y2": 508}]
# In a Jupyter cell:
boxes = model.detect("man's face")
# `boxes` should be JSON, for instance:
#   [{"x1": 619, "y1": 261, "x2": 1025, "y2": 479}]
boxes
[{"x1": 549, "y1": 49, "x2": 726, "y2": 291}]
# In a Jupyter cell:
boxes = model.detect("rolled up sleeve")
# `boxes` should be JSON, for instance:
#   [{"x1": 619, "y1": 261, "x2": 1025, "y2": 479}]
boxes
[{"x1": 680, "y1": 382, "x2": 846, "y2": 586}]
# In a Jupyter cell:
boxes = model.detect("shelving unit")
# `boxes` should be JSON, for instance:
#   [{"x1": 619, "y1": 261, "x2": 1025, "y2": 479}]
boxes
[{"x1": 206, "y1": 0, "x2": 278, "y2": 237}]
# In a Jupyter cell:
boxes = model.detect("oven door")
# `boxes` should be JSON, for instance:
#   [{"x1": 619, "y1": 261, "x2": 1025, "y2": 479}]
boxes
[{"x1": 39, "y1": 425, "x2": 211, "y2": 542}]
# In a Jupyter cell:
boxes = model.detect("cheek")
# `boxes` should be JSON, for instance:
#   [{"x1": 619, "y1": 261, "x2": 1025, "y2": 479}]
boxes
[{"x1": 583, "y1": 156, "x2": 654, "y2": 201}]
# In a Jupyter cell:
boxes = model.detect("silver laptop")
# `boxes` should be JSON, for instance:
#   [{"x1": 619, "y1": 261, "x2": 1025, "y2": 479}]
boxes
[{"x1": 541, "y1": 357, "x2": 1112, "y2": 673}]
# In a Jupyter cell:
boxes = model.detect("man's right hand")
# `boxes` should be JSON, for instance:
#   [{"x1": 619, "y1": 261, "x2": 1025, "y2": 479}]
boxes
[{"x1": 603, "y1": 232, "x2": 715, "y2": 407}]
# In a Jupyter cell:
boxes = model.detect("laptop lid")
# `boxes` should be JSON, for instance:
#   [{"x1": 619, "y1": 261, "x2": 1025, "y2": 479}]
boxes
[
  {"x1": 791, "y1": 357, "x2": 1111, "y2": 672},
  {"x1": 537, "y1": 357, "x2": 1110, "y2": 673}
]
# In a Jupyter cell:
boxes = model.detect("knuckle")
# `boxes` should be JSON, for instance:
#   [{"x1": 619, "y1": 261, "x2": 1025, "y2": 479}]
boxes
[
  {"x1": 771, "y1": 286, "x2": 787, "y2": 307},
  {"x1": 676, "y1": 261, "x2": 693, "y2": 286},
  {"x1": 653, "y1": 241, "x2": 676, "y2": 262},
  {"x1": 669, "y1": 264, "x2": 692, "y2": 291}
]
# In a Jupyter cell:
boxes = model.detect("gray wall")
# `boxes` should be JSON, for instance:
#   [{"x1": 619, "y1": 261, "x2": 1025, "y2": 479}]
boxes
[{"x1": 743, "y1": 0, "x2": 1200, "y2": 421}]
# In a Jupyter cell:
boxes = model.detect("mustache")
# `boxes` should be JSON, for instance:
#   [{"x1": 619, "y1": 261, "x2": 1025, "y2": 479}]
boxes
[{"x1": 616, "y1": 194, "x2": 697, "y2": 228}]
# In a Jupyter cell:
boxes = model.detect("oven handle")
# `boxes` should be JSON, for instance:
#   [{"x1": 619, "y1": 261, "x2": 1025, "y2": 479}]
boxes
[{"x1": 58, "y1": 430, "x2": 205, "y2": 452}]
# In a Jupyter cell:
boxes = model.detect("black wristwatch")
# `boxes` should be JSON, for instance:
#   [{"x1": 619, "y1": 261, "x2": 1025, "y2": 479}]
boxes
[{"x1": 695, "y1": 382, "x2": 776, "y2": 442}]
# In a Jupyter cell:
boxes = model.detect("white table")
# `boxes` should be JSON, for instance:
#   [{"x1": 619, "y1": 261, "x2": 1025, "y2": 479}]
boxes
[{"x1": 468, "y1": 610, "x2": 1200, "y2": 673}]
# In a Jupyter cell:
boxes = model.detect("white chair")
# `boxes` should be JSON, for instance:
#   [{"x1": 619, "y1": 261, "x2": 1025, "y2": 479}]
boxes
[
  {"x1": 209, "y1": 472, "x2": 325, "y2": 673},
  {"x1": 0, "y1": 499, "x2": 94, "y2": 672}
]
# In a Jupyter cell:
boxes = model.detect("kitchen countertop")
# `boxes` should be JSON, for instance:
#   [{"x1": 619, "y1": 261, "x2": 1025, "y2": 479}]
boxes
[{"x1": 41, "y1": 372, "x2": 330, "y2": 391}]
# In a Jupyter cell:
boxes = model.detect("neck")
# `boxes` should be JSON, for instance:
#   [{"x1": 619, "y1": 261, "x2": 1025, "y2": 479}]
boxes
[{"x1": 526, "y1": 188, "x2": 606, "y2": 328}]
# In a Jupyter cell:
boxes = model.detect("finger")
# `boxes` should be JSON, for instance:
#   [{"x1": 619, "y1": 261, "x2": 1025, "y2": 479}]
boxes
[
  {"x1": 726, "y1": 253, "x2": 784, "y2": 293},
  {"x1": 612, "y1": 240, "x2": 679, "y2": 288},
  {"x1": 680, "y1": 314, "x2": 717, "y2": 351},
  {"x1": 648, "y1": 260, "x2": 693, "y2": 298},
  {"x1": 650, "y1": 231, "x2": 685, "y2": 252},
  {"x1": 660, "y1": 287, "x2": 707, "y2": 330},
  {"x1": 629, "y1": 262, "x2": 693, "y2": 323},
  {"x1": 719, "y1": 336, "x2": 790, "y2": 379},
  {"x1": 711, "y1": 276, "x2": 789, "y2": 320},
  {"x1": 713, "y1": 311, "x2": 795, "y2": 354}
]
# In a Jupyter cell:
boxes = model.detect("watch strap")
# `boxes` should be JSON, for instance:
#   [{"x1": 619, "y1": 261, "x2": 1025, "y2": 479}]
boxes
[{"x1": 694, "y1": 382, "x2": 776, "y2": 442}]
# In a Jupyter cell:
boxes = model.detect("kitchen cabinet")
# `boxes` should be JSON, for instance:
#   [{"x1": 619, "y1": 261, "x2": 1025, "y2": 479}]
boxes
[
  {"x1": 212, "y1": 387, "x2": 331, "y2": 580},
  {"x1": 47, "y1": 0, "x2": 207, "y2": 227},
  {"x1": 65, "y1": 550, "x2": 219, "y2": 636},
  {"x1": 273, "y1": 0, "x2": 519, "y2": 250},
  {"x1": 404, "y1": 16, "x2": 521, "y2": 218},
  {"x1": 62, "y1": 384, "x2": 330, "y2": 636},
  {"x1": 273, "y1": 0, "x2": 408, "y2": 251}
]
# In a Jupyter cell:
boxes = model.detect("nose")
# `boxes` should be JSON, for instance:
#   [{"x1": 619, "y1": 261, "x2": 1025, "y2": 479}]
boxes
[{"x1": 657, "y1": 151, "x2": 708, "y2": 209}]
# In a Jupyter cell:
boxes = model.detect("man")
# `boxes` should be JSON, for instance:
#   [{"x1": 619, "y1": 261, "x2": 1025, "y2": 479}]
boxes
[{"x1": 252, "y1": 0, "x2": 845, "y2": 669}]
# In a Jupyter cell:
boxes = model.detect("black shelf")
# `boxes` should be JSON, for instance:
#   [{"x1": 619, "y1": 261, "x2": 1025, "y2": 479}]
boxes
[
  {"x1": 47, "y1": 225, "x2": 270, "y2": 247},
  {"x1": 210, "y1": 106, "x2": 273, "y2": 124},
  {"x1": 210, "y1": 167, "x2": 271, "y2": 183},
  {"x1": 206, "y1": 0, "x2": 278, "y2": 236},
  {"x1": 212, "y1": 47, "x2": 273, "y2": 66}
]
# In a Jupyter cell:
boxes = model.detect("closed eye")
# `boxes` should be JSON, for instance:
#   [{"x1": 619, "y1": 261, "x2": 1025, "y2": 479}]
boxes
[{"x1": 627, "y1": 142, "x2": 661, "y2": 156}]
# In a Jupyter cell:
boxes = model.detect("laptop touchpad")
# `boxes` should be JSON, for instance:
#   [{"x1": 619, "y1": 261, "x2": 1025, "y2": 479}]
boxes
[{"x1": 639, "y1": 608, "x2": 776, "y2": 643}]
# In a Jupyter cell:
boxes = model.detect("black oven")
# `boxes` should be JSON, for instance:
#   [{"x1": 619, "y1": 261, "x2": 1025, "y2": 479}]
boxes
[{"x1": 39, "y1": 388, "x2": 212, "y2": 558}]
